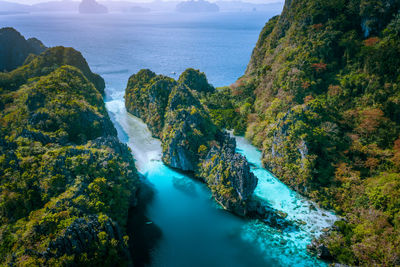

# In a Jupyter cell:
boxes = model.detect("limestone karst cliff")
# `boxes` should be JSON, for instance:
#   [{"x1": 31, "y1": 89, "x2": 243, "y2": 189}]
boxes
[
  {"x1": 0, "y1": 29, "x2": 138, "y2": 266},
  {"x1": 125, "y1": 68, "x2": 259, "y2": 215}
]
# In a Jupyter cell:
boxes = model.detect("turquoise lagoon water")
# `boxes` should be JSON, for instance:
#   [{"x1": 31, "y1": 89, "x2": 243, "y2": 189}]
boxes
[{"x1": 1, "y1": 11, "x2": 336, "y2": 266}]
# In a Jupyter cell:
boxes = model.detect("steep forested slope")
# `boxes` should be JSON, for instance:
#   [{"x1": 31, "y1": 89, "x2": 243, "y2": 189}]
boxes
[
  {"x1": 0, "y1": 27, "x2": 46, "y2": 72},
  {"x1": 224, "y1": 0, "x2": 400, "y2": 264},
  {"x1": 0, "y1": 30, "x2": 138, "y2": 266},
  {"x1": 0, "y1": 45, "x2": 105, "y2": 93},
  {"x1": 125, "y1": 69, "x2": 262, "y2": 216}
]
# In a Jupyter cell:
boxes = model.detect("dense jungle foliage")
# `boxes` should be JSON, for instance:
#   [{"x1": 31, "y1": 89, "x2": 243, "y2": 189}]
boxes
[
  {"x1": 217, "y1": 0, "x2": 400, "y2": 264},
  {"x1": 0, "y1": 32, "x2": 138, "y2": 266},
  {"x1": 125, "y1": 68, "x2": 218, "y2": 170},
  {"x1": 125, "y1": 69, "x2": 257, "y2": 213},
  {"x1": 0, "y1": 45, "x2": 105, "y2": 94}
]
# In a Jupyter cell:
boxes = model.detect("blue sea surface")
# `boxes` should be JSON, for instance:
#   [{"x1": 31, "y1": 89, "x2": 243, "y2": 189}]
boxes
[{"x1": 0, "y1": 11, "x2": 336, "y2": 266}]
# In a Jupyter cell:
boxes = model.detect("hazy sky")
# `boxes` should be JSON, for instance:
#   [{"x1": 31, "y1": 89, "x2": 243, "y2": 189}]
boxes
[{"x1": 7, "y1": 0, "x2": 283, "y2": 5}]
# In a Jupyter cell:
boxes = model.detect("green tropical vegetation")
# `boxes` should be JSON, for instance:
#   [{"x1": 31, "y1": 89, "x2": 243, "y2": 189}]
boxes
[
  {"x1": 213, "y1": 0, "x2": 400, "y2": 264},
  {"x1": 2, "y1": 1, "x2": 400, "y2": 263},
  {"x1": 125, "y1": 68, "x2": 257, "y2": 214},
  {"x1": 201, "y1": 82, "x2": 256, "y2": 135},
  {"x1": 0, "y1": 46, "x2": 105, "y2": 93},
  {"x1": 125, "y1": 69, "x2": 177, "y2": 137},
  {"x1": 0, "y1": 32, "x2": 138, "y2": 266}
]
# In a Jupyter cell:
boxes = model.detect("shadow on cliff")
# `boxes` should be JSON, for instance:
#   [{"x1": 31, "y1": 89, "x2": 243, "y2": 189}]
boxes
[{"x1": 127, "y1": 176, "x2": 162, "y2": 267}]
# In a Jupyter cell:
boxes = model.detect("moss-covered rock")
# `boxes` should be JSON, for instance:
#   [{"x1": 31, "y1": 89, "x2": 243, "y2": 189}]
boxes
[
  {"x1": 162, "y1": 83, "x2": 217, "y2": 171},
  {"x1": 236, "y1": 0, "x2": 400, "y2": 264},
  {"x1": 198, "y1": 132, "x2": 258, "y2": 215},
  {"x1": 0, "y1": 32, "x2": 138, "y2": 266},
  {"x1": 125, "y1": 69, "x2": 177, "y2": 137},
  {"x1": 178, "y1": 68, "x2": 215, "y2": 93},
  {"x1": 125, "y1": 68, "x2": 258, "y2": 215},
  {"x1": 0, "y1": 45, "x2": 105, "y2": 93}
]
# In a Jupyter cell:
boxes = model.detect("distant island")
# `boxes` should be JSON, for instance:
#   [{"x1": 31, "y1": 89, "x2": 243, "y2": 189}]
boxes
[
  {"x1": 0, "y1": 0, "x2": 31, "y2": 14},
  {"x1": 32, "y1": 0, "x2": 79, "y2": 13},
  {"x1": 0, "y1": 0, "x2": 284, "y2": 14},
  {"x1": 79, "y1": 0, "x2": 108, "y2": 14},
  {"x1": 130, "y1": 6, "x2": 151, "y2": 13},
  {"x1": 176, "y1": 0, "x2": 219, "y2": 13}
]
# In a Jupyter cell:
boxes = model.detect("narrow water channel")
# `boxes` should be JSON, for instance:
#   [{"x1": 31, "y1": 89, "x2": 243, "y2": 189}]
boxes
[
  {"x1": 1, "y1": 10, "x2": 336, "y2": 267},
  {"x1": 106, "y1": 96, "x2": 336, "y2": 267}
]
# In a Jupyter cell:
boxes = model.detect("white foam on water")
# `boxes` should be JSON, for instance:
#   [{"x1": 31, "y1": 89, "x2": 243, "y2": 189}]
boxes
[
  {"x1": 105, "y1": 99, "x2": 162, "y2": 171},
  {"x1": 235, "y1": 135, "x2": 338, "y2": 266},
  {"x1": 106, "y1": 98, "x2": 337, "y2": 266}
]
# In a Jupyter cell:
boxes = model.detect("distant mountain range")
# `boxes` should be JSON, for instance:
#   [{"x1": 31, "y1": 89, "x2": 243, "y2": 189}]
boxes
[{"x1": 0, "y1": 0, "x2": 284, "y2": 14}]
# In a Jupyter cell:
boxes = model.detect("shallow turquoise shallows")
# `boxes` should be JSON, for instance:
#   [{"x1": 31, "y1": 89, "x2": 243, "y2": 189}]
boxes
[
  {"x1": 106, "y1": 98, "x2": 336, "y2": 267},
  {"x1": 1, "y1": 11, "x2": 336, "y2": 266}
]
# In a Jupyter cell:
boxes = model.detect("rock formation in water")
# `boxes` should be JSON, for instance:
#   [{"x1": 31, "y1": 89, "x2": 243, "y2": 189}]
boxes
[
  {"x1": 161, "y1": 83, "x2": 217, "y2": 171},
  {"x1": 0, "y1": 27, "x2": 46, "y2": 72},
  {"x1": 0, "y1": 28, "x2": 139, "y2": 266},
  {"x1": 125, "y1": 68, "x2": 258, "y2": 215},
  {"x1": 198, "y1": 131, "x2": 258, "y2": 215},
  {"x1": 79, "y1": 0, "x2": 108, "y2": 14},
  {"x1": 125, "y1": 69, "x2": 176, "y2": 137},
  {"x1": 176, "y1": 0, "x2": 219, "y2": 13}
]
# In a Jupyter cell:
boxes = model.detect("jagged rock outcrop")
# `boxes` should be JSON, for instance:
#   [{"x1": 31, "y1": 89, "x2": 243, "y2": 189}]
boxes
[
  {"x1": 47, "y1": 216, "x2": 130, "y2": 261},
  {"x1": 307, "y1": 235, "x2": 333, "y2": 260},
  {"x1": 0, "y1": 27, "x2": 46, "y2": 72},
  {"x1": 79, "y1": 0, "x2": 108, "y2": 14},
  {"x1": 162, "y1": 83, "x2": 217, "y2": 171},
  {"x1": 125, "y1": 69, "x2": 176, "y2": 137},
  {"x1": 178, "y1": 68, "x2": 215, "y2": 93},
  {"x1": 125, "y1": 69, "x2": 258, "y2": 215},
  {"x1": 199, "y1": 132, "x2": 257, "y2": 215}
]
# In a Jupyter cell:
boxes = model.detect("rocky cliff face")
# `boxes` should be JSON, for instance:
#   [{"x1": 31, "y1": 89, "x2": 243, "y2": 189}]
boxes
[
  {"x1": 125, "y1": 68, "x2": 259, "y2": 215},
  {"x1": 243, "y1": 0, "x2": 400, "y2": 194},
  {"x1": 125, "y1": 69, "x2": 176, "y2": 137},
  {"x1": 0, "y1": 27, "x2": 46, "y2": 72},
  {"x1": 178, "y1": 68, "x2": 215, "y2": 93},
  {"x1": 199, "y1": 132, "x2": 257, "y2": 215},
  {"x1": 0, "y1": 29, "x2": 138, "y2": 266},
  {"x1": 46, "y1": 215, "x2": 131, "y2": 262},
  {"x1": 237, "y1": 0, "x2": 400, "y2": 264},
  {"x1": 161, "y1": 83, "x2": 217, "y2": 171}
]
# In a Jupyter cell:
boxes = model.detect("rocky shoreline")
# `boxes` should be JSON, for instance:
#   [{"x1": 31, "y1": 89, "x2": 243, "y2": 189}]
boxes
[{"x1": 124, "y1": 68, "x2": 295, "y2": 230}]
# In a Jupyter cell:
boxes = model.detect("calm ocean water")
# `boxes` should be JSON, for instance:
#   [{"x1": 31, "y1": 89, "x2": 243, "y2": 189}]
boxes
[
  {"x1": 1, "y1": 11, "x2": 336, "y2": 266},
  {"x1": 0, "y1": 11, "x2": 273, "y2": 90}
]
